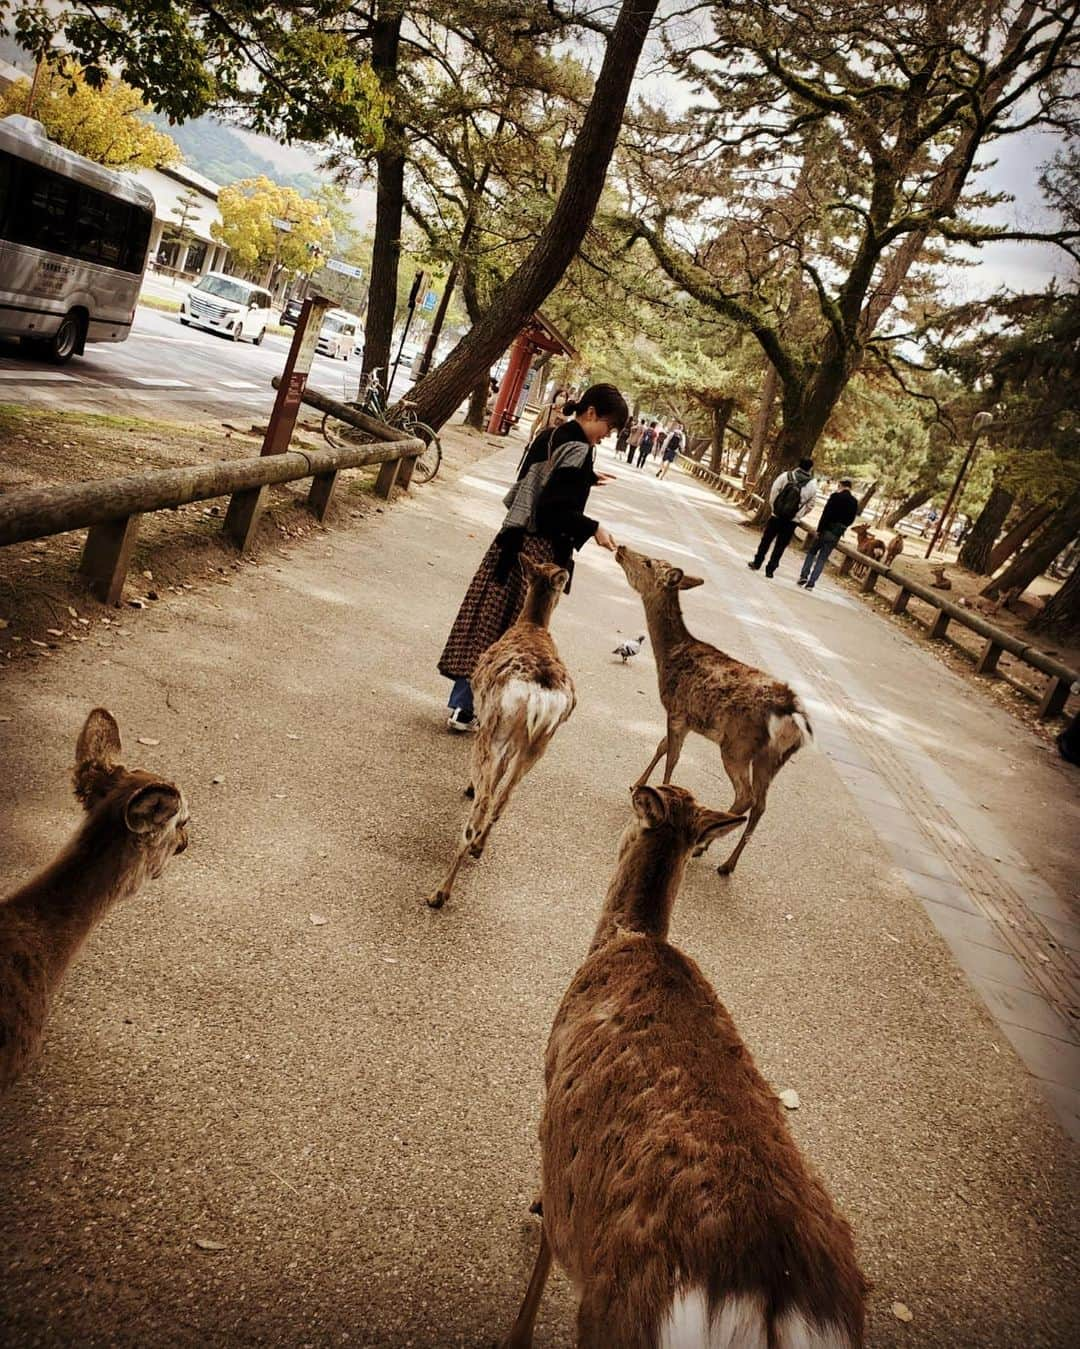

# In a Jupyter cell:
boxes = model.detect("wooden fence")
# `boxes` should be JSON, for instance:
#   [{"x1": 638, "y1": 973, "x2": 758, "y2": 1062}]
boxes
[
  {"x1": 676, "y1": 454, "x2": 1078, "y2": 720},
  {"x1": 0, "y1": 409, "x2": 423, "y2": 604}
]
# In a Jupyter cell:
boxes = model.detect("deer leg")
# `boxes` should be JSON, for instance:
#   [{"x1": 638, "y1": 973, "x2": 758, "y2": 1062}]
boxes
[
  {"x1": 471, "y1": 739, "x2": 543, "y2": 857},
  {"x1": 717, "y1": 751, "x2": 775, "y2": 875},
  {"x1": 660, "y1": 720, "x2": 688, "y2": 784},
  {"x1": 429, "y1": 741, "x2": 495, "y2": 909},
  {"x1": 693, "y1": 747, "x2": 752, "y2": 857},
  {"x1": 500, "y1": 1224, "x2": 553, "y2": 1349},
  {"x1": 634, "y1": 735, "x2": 668, "y2": 788}
]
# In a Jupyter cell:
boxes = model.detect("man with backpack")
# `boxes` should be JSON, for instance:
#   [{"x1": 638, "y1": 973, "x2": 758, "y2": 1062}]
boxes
[
  {"x1": 656, "y1": 422, "x2": 685, "y2": 478},
  {"x1": 797, "y1": 477, "x2": 859, "y2": 590},
  {"x1": 748, "y1": 457, "x2": 818, "y2": 577},
  {"x1": 637, "y1": 421, "x2": 658, "y2": 467}
]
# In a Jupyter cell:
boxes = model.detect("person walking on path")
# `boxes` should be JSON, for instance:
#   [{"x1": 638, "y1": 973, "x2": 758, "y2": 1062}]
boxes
[
  {"x1": 614, "y1": 420, "x2": 631, "y2": 460},
  {"x1": 627, "y1": 417, "x2": 645, "y2": 462},
  {"x1": 529, "y1": 387, "x2": 568, "y2": 442},
  {"x1": 748, "y1": 457, "x2": 818, "y2": 577},
  {"x1": 797, "y1": 477, "x2": 859, "y2": 591},
  {"x1": 656, "y1": 422, "x2": 684, "y2": 478},
  {"x1": 438, "y1": 384, "x2": 627, "y2": 731},
  {"x1": 652, "y1": 426, "x2": 667, "y2": 461},
  {"x1": 637, "y1": 422, "x2": 657, "y2": 467}
]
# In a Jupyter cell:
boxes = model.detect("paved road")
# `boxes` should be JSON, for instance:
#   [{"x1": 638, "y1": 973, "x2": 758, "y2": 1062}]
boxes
[
  {"x1": 0, "y1": 306, "x2": 419, "y2": 423},
  {"x1": 0, "y1": 446, "x2": 1078, "y2": 1347}
]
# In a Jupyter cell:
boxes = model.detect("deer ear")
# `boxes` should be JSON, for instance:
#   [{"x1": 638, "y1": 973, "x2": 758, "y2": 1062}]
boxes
[
  {"x1": 124, "y1": 783, "x2": 183, "y2": 836},
  {"x1": 677, "y1": 573, "x2": 705, "y2": 590},
  {"x1": 76, "y1": 708, "x2": 121, "y2": 768},
  {"x1": 553, "y1": 568, "x2": 570, "y2": 591},
  {"x1": 663, "y1": 567, "x2": 685, "y2": 588},
  {"x1": 630, "y1": 785, "x2": 669, "y2": 828},
  {"x1": 694, "y1": 806, "x2": 746, "y2": 849},
  {"x1": 519, "y1": 554, "x2": 538, "y2": 579}
]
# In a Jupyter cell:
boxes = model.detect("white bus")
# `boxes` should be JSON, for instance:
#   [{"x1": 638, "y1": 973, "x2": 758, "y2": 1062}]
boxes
[{"x1": 0, "y1": 114, "x2": 154, "y2": 363}]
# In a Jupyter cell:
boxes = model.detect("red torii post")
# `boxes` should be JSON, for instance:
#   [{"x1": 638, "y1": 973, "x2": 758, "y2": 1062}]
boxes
[{"x1": 487, "y1": 313, "x2": 577, "y2": 437}]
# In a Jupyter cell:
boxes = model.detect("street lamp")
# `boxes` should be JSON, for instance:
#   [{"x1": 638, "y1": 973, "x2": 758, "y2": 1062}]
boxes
[{"x1": 925, "y1": 410, "x2": 994, "y2": 559}]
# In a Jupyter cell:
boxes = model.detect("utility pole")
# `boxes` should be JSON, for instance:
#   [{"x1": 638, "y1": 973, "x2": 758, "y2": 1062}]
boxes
[{"x1": 925, "y1": 411, "x2": 993, "y2": 559}]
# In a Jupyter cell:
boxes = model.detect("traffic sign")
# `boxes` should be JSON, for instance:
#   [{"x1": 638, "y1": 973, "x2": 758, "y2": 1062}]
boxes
[
  {"x1": 326, "y1": 258, "x2": 365, "y2": 279},
  {"x1": 309, "y1": 261, "x2": 367, "y2": 307},
  {"x1": 421, "y1": 289, "x2": 438, "y2": 312}
]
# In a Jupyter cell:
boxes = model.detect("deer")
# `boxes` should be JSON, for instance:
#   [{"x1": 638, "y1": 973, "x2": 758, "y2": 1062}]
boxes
[
  {"x1": 501, "y1": 784, "x2": 867, "y2": 1349},
  {"x1": 1, "y1": 708, "x2": 189, "y2": 1092},
  {"x1": 428, "y1": 555, "x2": 575, "y2": 909},
  {"x1": 615, "y1": 545, "x2": 812, "y2": 876}
]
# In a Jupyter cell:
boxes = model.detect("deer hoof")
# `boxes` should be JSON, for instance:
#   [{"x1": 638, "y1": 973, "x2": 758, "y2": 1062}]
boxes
[
  {"x1": 469, "y1": 839, "x2": 485, "y2": 859},
  {"x1": 464, "y1": 783, "x2": 475, "y2": 799},
  {"x1": 716, "y1": 861, "x2": 736, "y2": 877},
  {"x1": 427, "y1": 890, "x2": 448, "y2": 909}
]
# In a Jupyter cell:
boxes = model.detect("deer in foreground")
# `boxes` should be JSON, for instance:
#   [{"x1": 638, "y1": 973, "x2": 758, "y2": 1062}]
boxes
[
  {"x1": 615, "y1": 545, "x2": 812, "y2": 875},
  {"x1": 428, "y1": 556, "x2": 575, "y2": 909},
  {"x1": 1, "y1": 708, "x2": 189, "y2": 1091},
  {"x1": 502, "y1": 785, "x2": 866, "y2": 1349}
]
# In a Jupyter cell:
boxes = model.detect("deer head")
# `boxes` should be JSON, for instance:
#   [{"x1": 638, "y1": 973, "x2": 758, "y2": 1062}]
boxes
[
  {"x1": 614, "y1": 546, "x2": 704, "y2": 598},
  {"x1": 72, "y1": 708, "x2": 190, "y2": 885},
  {"x1": 520, "y1": 553, "x2": 570, "y2": 595},
  {"x1": 626, "y1": 784, "x2": 744, "y2": 854}
]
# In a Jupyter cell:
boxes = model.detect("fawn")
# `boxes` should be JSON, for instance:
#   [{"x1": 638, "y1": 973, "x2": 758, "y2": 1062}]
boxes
[
  {"x1": 502, "y1": 785, "x2": 866, "y2": 1349},
  {"x1": 429, "y1": 555, "x2": 576, "y2": 909},
  {"x1": 1, "y1": 708, "x2": 189, "y2": 1091},
  {"x1": 616, "y1": 545, "x2": 812, "y2": 875}
]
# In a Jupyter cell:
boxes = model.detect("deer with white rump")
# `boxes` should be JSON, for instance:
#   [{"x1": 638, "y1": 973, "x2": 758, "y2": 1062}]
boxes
[
  {"x1": 616, "y1": 545, "x2": 812, "y2": 875},
  {"x1": 429, "y1": 555, "x2": 575, "y2": 909},
  {"x1": 501, "y1": 784, "x2": 866, "y2": 1349},
  {"x1": 1, "y1": 708, "x2": 189, "y2": 1091}
]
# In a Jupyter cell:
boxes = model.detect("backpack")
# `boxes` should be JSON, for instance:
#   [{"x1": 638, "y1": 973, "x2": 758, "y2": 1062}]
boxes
[{"x1": 773, "y1": 472, "x2": 804, "y2": 520}]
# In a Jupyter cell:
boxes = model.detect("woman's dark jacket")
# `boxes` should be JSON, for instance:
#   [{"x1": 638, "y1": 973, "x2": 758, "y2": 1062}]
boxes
[{"x1": 496, "y1": 419, "x2": 598, "y2": 586}]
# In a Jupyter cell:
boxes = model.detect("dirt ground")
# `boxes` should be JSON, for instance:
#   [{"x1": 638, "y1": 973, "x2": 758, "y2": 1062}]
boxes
[{"x1": 0, "y1": 404, "x2": 498, "y2": 659}]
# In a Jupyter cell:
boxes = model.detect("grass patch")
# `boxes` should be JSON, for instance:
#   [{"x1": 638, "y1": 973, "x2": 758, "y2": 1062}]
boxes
[{"x1": 138, "y1": 294, "x2": 182, "y2": 314}]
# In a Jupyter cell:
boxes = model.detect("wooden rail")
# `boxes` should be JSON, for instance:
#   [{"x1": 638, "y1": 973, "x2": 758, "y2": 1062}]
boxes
[
  {"x1": 675, "y1": 454, "x2": 1078, "y2": 720},
  {"x1": 0, "y1": 430, "x2": 423, "y2": 605}
]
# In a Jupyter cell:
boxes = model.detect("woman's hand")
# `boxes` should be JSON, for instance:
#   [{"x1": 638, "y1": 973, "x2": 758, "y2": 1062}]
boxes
[
  {"x1": 594, "y1": 471, "x2": 617, "y2": 486},
  {"x1": 594, "y1": 524, "x2": 618, "y2": 551}
]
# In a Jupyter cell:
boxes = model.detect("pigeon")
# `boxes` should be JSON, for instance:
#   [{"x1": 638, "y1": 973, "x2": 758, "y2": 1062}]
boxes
[{"x1": 613, "y1": 634, "x2": 647, "y2": 663}]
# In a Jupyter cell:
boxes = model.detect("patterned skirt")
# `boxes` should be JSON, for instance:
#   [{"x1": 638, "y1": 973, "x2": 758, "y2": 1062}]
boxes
[{"x1": 438, "y1": 532, "x2": 557, "y2": 681}]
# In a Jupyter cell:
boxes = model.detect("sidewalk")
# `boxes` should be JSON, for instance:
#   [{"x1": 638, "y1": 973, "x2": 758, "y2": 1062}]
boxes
[{"x1": 0, "y1": 446, "x2": 1077, "y2": 1347}]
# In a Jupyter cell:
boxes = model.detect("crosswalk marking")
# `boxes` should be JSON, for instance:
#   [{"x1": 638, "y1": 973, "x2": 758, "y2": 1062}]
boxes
[
  {"x1": 129, "y1": 377, "x2": 192, "y2": 387},
  {"x1": 0, "y1": 369, "x2": 77, "y2": 382},
  {"x1": 219, "y1": 380, "x2": 261, "y2": 390}
]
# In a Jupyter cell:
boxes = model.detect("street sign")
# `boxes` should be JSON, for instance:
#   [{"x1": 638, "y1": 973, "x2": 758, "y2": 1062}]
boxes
[
  {"x1": 420, "y1": 289, "x2": 438, "y2": 313},
  {"x1": 270, "y1": 217, "x2": 294, "y2": 232},
  {"x1": 308, "y1": 261, "x2": 367, "y2": 308}
]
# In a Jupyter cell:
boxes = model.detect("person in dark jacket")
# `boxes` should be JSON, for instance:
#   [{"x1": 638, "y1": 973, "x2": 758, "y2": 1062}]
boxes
[
  {"x1": 797, "y1": 477, "x2": 859, "y2": 591},
  {"x1": 438, "y1": 383, "x2": 628, "y2": 731},
  {"x1": 637, "y1": 422, "x2": 657, "y2": 467}
]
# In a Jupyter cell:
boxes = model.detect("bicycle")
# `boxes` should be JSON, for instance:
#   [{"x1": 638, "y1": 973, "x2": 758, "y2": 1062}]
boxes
[{"x1": 321, "y1": 366, "x2": 442, "y2": 483}]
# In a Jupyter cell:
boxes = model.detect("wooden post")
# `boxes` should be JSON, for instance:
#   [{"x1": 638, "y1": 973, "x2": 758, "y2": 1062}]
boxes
[
  {"x1": 929, "y1": 609, "x2": 951, "y2": 640},
  {"x1": 839, "y1": 554, "x2": 855, "y2": 577},
  {"x1": 307, "y1": 472, "x2": 338, "y2": 521},
  {"x1": 976, "y1": 638, "x2": 1003, "y2": 676},
  {"x1": 891, "y1": 587, "x2": 911, "y2": 614},
  {"x1": 374, "y1": 458, "x2": 401, "y2": 499},
  {"x1": 1037, "y1": 675, "x2": 1070, "y2": 720},
  {"x1": 79, "y1": 515, "x2": 141, "y2": 605},
  {"x1": 225, "y1": 295, "x2": 329, "y2": 552},
  {"x1": 860, "y1": 568, "x2": 879, "y2": 594}
]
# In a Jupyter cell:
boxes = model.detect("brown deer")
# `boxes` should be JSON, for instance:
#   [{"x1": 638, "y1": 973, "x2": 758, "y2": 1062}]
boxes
[
  {"x1": 428, "y1": 556, "x2": 575, "y2": 909},
  {"x1": 1, "y1": 708, "x2": 189, "y2": 1091},
  {"x1": 615, "y1": 545, "x2": 812, "y2": 875},
  {"x1": 501, "y1": 785, "x2": 867, "y2": 1349}
]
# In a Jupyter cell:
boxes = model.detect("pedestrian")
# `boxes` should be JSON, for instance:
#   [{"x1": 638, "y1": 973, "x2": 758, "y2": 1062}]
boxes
[
  {"x1": 438, "y1": 383, "x2": 628, "y2": 732},
  {"x1": 797, "y1": 476, "x2": 858, "y2": 591},
  {"x1": 530, "y1": 386, "x2": 568, "y2": 442},
  {"x1": 627, "y1": 417, "x2": 645, "y2": 461},
  {"x1": 656, "y1": 422, "x2": 684, "y2": 479},
  {"x1": 652, "y1": 426, "x2": 667, "y2": 460},
  {"x1": 615, "y1": 420, "x2": 631, "y2": 460},
  {"x1": 637, "y1": 421, "x2": 657, "y2": 467},
  {"x1": 748, "y1": 457, "x2": 818, "y2": 577}
]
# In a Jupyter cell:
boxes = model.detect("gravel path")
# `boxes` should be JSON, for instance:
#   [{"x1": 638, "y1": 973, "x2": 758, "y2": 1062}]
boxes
[{"x1": 1, "y1": 444, "x2": 1078, "y2": 1347}]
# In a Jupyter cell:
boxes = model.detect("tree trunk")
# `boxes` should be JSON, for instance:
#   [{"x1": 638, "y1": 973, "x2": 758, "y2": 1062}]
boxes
[
  {"x1": 744, "y1": 363, "x2": 778, "y2": 487},
  {"x1": 403, "y1": 0, "x2": 660, "y2": 431},
  {"x1": 709, "y1": 399, "x2": 733, "y2": 474},
  {"x1": 885, "y1": 488, "x2": 932, "y2": 529},
  {"x1": 1029, "y1": 561, "x2": 1080, "y2": 643},
  {"x1": 858, "y1": 480, "x2": 879, "y2": 514},
  {"x1": 983, "y1": 489, "x2": 1080, "y2": 599},
  {"x1": 987, "y1": 498, "x2": 1054, "y2": 573},
  {"x1": 959, "y1": 483, "x2": 1013, "y2": 573},
  {"x1": 465, "y1": 373, "x2": 489, "y2": 429},
  {"x1": 361, "y1": 8, "x2": 404, "y2": 384}
]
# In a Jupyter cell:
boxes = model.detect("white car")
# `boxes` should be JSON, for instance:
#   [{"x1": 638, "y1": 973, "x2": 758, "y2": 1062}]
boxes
[
  {"x1": 316, "y1": 309, "x2": 363, "y2": 360},
  {"x1": 181, "y1": 272, "x2": 272, "y2": 344}
]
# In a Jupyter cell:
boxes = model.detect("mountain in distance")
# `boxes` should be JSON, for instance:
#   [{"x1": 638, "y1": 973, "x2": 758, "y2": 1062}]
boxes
[{"x1": 147, "y1": 113, "x2": 322, "y2": 196}]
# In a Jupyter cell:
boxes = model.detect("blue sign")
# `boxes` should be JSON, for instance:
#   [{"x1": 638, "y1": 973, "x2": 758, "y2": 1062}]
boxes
[{"x1": 420, "y1": 289, "x2": 438, "y2": 312}]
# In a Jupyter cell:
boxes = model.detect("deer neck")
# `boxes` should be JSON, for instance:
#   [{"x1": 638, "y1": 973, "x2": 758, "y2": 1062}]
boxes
[
  {"x1": 9, "y1": 822, "x2": 138, "y2": 970},
  {"x1": 519, "y1": 585, "x2": 557, "y2": 628},
  {"x1": 642, "y1": 589, "x2": 690, "y2": 665},
  {"x1": 589, "y1": 829, "x2": 687, "y2": 953}
]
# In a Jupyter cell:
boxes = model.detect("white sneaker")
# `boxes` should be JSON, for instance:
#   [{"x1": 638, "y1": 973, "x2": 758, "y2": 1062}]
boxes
[{"x1": 447, "y1": 708, "x2": 477, "y2": 733}]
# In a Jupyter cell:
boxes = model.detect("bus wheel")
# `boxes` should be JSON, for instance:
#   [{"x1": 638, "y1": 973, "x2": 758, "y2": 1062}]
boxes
[{"x1": 48, "y1": 312, "x2": 84, "y2": 365}]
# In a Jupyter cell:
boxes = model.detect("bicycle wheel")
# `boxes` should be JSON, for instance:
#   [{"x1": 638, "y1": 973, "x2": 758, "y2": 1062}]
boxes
[
  {"x1": 408, "y1": 422, "x2": 442, "y2": 483},
  {"x1": 321, "y1": 411, "x2": 351, "y2": 450}
]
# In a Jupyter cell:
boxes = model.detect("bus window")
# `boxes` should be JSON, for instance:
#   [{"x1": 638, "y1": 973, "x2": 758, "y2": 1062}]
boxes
[
  {"x1": 124, "y1": 207, "x2": 152, "y2": 274},
  {"x1": 14, "y1": 162, "x2": 75, "y2": 253},
  {"x1": 0, "y1": 150, "x2": 11, "y2": 238}
]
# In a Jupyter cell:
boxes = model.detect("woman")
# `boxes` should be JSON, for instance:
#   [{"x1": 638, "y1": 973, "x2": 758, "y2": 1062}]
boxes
[{"x1": 439, "y1": 383, "x2": 628, "y2": 731}]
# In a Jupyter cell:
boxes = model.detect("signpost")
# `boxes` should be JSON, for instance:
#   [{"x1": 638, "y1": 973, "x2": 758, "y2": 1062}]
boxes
[
  {"x1": 224, "y1": 258, "x2": 365, "y2": 551},
  {"x1": 388, "y1": 269, "x2": 428, "y2": 391}
]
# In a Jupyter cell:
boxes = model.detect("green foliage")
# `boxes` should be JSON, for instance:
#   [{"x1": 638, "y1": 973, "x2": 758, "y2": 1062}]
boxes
[{"x1": 212, "y1": 176, "x2": 339, "y2": 284}]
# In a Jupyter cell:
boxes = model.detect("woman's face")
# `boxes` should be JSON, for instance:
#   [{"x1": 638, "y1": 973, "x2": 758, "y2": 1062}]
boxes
[{"x1": 578, "y1": 406, "x2": 617, "y2": 445}]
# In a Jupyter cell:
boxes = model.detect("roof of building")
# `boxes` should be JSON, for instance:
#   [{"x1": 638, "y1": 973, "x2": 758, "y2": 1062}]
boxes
[{"x1": 127, "y1": 164, "x2": 224, "y2": 243}]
